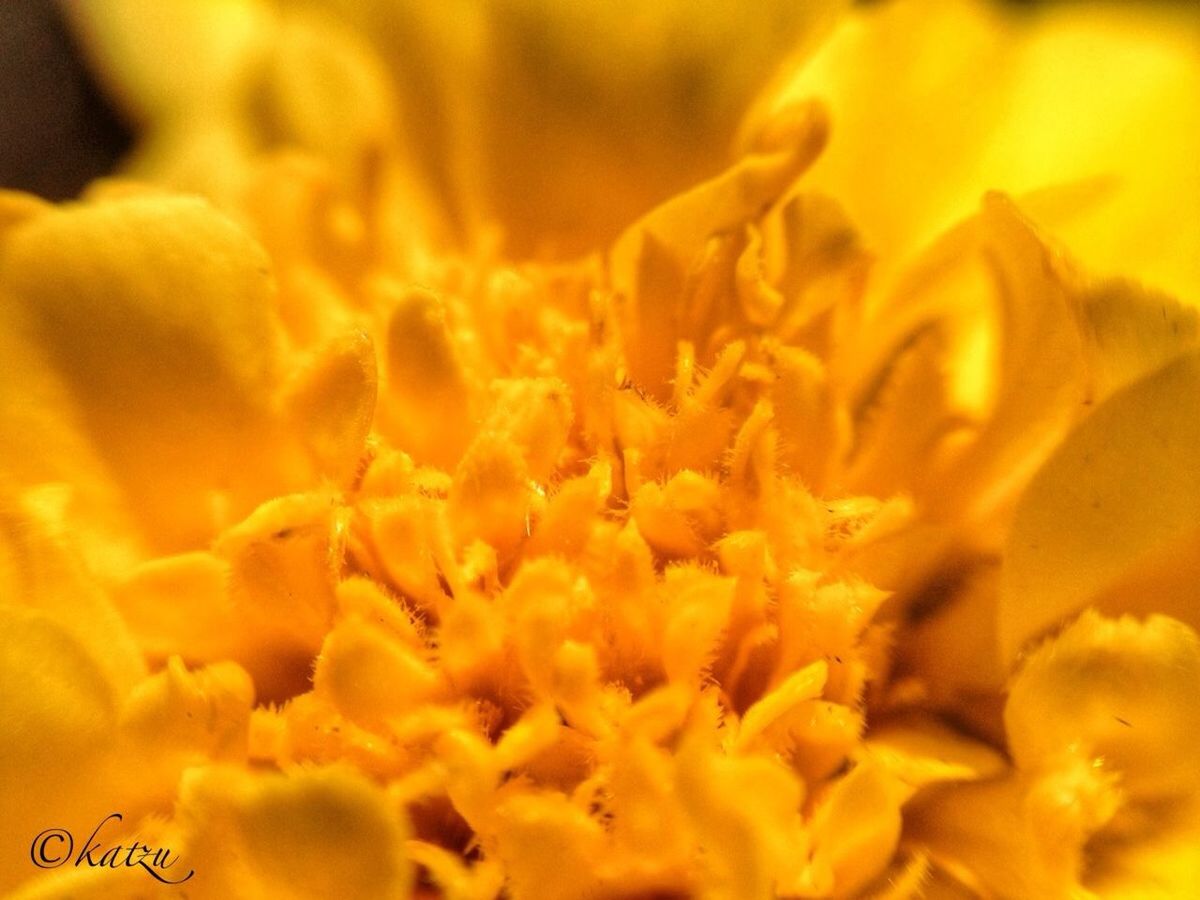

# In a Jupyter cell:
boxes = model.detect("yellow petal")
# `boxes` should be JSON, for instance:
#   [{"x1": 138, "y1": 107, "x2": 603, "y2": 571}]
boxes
[
  {"x1": 610, "y1": 102, "x2": 828, "y2": 390},
  {"x1": 525, "y1": 462, "x2": 612, "y2": 560},
  {"x1": 660, "y1": 567, "x2": 736, "y2": 684},
  {"x1": 380, "y1": 283, "x2": 475, "y2": 468},
  {"x1": 866, "y1": 714, "x2": 1006, "y2": 797},
  {"x1": 808, "y1": 760, "x2": 905, "y2": 898},
  {"x1": 478, "y1": 378, "x2": 574, "y2": 485},
  {"x1": 0, "y1": 296, "x2": 143, "y2": 571},
  {"x1": 898, "y1": 561, "x2": 1008, "y2": 704},
  {"x1": 0, "y1": 190, "x2": 51, "y2": 236},
  {"x1": 612, "y1": 98, "x2": 829, "y2": 285},
  {"x1": 1006, "y1": 611, "x2": 1200, "y2": 804},
  {"x1": 406, "y1": 840, "x2": 505, "y2": 900},
  {"x1": 769, "y1": 344, "x2": 849, "y2": 492},
  {"x1": 450, "y1": 433, "x2": 535, "y2": 559},
  {"x1": 1085, "y1": 802, "x2": 1200, "y2": 898},
  {"x1": 213, "y1": 492, "x2": 343, "y2": 700},
  {"x1": 735, "y1": 660, "x2": 827, "y2": 752},
  {"x1": 920, "y1": 611, "x2": 1200, "y2": 896},
  {"x1": 493, "y1": 792, "x2": 605, "y2": 900},
  {"x1": 1000, "y1": 350, "x2": 1200, "y2": 663},
  {"x1": 1087, "y1": 526, "x2": 1200, "y2": 645},
  {"x1": 115, "y1": 492, "x2": 343, "y2": 701},
  {"x1": 500, "y1": 559, "x2": 593, "y2": 697},
  {"x1": 753, "y1": 0, "x2": 1012, "y2": 263},
  {"x1": 1071, "y1": 278, "x2": 1199, "y2": 405},
  {"x1": 323, "y1": 0, "x2": 843, "y2": 253},
  {"x1": 283, "y1": 330, "x2": 378, "y2": 486},
  {"x1": 1002, "y1": 4, "x2": 1200, "y2": 302},
  {"x1": 631, "y1": 470, "x2": 723, "y2": 559},
  {"x1": 252, "y1": 9, "x2": 400, "y2": 196},
  {"x1": 313, "y1": 617, "x2": 442, "y2": 731},
  {"x1": 365, "y1": 495, "x2": 451, "y2": 611},
  {"x1": 117, "y1": 657, "x2": 254, "y2": 802},
  {"x1": 112, "y1": 551, "x2": 237, "y2": 664},
  {"x1": 675, "y1": 727, "x2": 807, "y2": 900},
  {"x1": 910, "y1": 764, "x2": 1118, "y2": 899},
  {"x1": 764, "y1": 0, "x2": 1200, "y2": 299},
  {"x1": 850, "y1": 195, "x2": 1087, "y2": 525}
]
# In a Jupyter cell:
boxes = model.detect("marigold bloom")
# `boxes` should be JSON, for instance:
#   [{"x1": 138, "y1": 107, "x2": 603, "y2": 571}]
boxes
[{"x1": 2, "y1": 1, "x2": 1199, "y2": 898}]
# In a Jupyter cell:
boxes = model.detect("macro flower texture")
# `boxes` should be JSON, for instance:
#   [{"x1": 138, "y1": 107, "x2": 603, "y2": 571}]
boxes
[{"x1": 2, "y1": 0, "x2": 1199, "y2": 897}]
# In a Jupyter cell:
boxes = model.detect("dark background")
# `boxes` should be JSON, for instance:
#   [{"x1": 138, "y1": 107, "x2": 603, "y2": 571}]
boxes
[{"x1": 0, "y1": 0, "x2": 131, "y2": 200}]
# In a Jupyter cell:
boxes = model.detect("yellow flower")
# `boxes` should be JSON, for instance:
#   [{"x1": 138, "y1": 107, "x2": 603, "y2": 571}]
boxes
[{"x1": 2, "y1": 1, "x2": 1199, "y2": 898}]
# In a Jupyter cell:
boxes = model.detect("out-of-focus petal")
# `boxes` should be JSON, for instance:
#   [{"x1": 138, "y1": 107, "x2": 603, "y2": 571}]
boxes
[
  {"x1": 748, "y1": 0, "x2": 1008, "y2": 265},
  {"x1": 0, "y1": 610, "x2": 120, "y2": 893},
  {"x1": 0, "y1": 293, "x2": 144, "y2": 569},
  {"x1": 379, "y1": 283, "x2": 476, "y2": 469},
  {"x1": 66, "y1": 0, "x2": 269, "y2": 126},
  {"x1": 177, "y1": 765, "x2": 412, "y2": 899},
  {"x1": 1085, "y1": 805, "x2": 1200, "y2": 899},
  {"x1": 315, "y1": 0, "x2": 847, "y2": 254},
  {"x1": 675, "y1": 727, "x2": 807, "y2": 900},
  {"x1": 757, "y1": 0, "x2": 1200, "y2": 300},
  {"x1": 0, "y1": 489, "x2": 145, "y2": 694},
  {"x1": 250, "y1": 9, "x2": 399, "y2": 198},
  {"x1": 0, "y1": 195, "x2": 296, "y2": 551},
  {"x1": 70, "y1": 0, "x2": 423, "y2": 234},
  {"x1": 313, "y1": 616, "x2": 442, "y2": 732},
  {"x1": 121, "y1": 657, "x2": 253, "y2": 762},
  {"x1": 0, "y1": 585, "x2": 253, "y2": 894},
  {"x1": 492, "y1": 792, "x2": 605, "y2": 900}
]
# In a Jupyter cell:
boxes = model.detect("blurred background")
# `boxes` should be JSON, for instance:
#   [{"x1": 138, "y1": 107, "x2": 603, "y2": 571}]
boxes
[{"x1": 1, "y1": 0, "x2": 1195, "y2": 204}]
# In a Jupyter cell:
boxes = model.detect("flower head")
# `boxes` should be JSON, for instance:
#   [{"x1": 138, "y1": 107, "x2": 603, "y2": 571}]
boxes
[{"x1": 3, "y1": 1, "x2": 1199, "y2": 897}]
